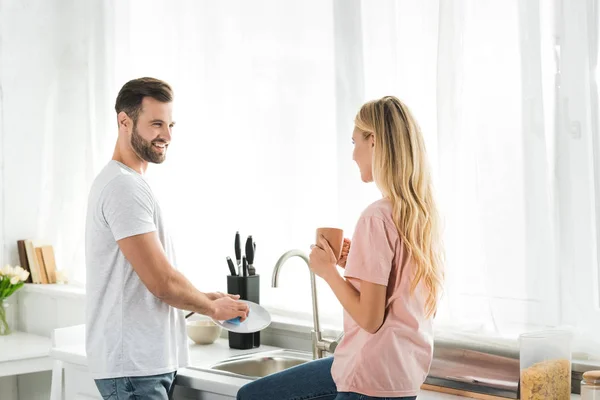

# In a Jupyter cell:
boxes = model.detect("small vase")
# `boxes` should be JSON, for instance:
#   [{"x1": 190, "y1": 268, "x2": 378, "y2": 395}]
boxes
[{"x1": 0, "y1": 298, "x2": 12, "y2": 335}]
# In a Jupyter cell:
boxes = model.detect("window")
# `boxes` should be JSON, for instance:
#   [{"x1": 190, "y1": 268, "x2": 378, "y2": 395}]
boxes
[{"x1": 76, "y1": 0, "x2": 600, "y2": 357}]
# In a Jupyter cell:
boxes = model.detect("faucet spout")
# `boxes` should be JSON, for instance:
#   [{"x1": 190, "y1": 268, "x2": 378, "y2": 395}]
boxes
[
  {"x1": 271, "y1": 250, "x2": 321, "y2": 336},
  {"x1": 272, "y1": 249, "x2": 343, "y2": 359}
]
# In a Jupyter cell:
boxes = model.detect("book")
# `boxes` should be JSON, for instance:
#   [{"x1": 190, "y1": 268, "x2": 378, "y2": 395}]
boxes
[
  {"x1": 16, "y1": 240, "x2": 33, "y2": 283},
  {"x1": 35, "y1": 247, "x2": 49, "y2": 284},
  {"x1": 40, "y1": 246, "x2": 57, "y2": 284},
  {"x1": 23, "y1": 239, "x2": 42, "y2": 283}
]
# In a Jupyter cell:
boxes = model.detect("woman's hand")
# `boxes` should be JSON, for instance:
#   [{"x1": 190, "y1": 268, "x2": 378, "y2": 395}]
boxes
[
  {"x1": 309, "y1": 234, "x2": 339, "y2": 281},
  {"x1": 337, "y1": 238, "x2": 351, "y2": 268}
]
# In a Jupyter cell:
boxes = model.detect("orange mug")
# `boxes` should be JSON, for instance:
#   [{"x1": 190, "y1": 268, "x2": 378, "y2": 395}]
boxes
[{"x1": 316, "y1": 227, "x2": 344, "y2": 261}]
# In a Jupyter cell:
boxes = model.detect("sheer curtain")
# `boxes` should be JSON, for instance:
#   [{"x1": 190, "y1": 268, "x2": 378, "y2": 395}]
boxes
[
  {"x1": 406, "y1": 0, "x2": 600, "y2": 357},
  {"x1": 97, "y1": 0, "x2": 600, "y2": 349},
  {"x1": 334, "y1": 0, "x2": 561, "y2": 336},
  {"x1": 24, "y1": 0, "x2": 594, "y2": 354},
  {"x1": 434, "y1": 0, "x2": 560, "y2": 334},
  {"x1": 557, "y1": 0, "x2": 600, "y2": 357},
  {"x1": 106, "y1": 0, "x2": 349, "y2": 323}
]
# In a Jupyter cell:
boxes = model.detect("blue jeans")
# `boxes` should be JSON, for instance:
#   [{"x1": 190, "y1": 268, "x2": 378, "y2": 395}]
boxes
[
  {"x1": 94, "y1": 371, "x2": 177, "y2": 399},
  {"x1": 236, "y1": 357, "x2": 416, "y2": 400}
]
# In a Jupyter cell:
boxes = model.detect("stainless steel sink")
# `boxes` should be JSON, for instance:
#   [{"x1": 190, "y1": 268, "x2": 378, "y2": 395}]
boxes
[{"x1": 201, "y1": 349, "x2": 313, "y2": 380}]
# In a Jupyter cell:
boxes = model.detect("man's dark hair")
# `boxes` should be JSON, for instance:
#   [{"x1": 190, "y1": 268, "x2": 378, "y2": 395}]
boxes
[{"x1": 115, "y1": 77, "x2": 173, "y2": 123}]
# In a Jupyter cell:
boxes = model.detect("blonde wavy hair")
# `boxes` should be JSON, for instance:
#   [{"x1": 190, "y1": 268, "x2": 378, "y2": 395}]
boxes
[{"x1": 355, "y1": 96, "x2": 444, "y2": 317}]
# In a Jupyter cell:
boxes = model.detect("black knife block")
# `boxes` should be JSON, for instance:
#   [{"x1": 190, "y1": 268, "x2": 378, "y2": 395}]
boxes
[{"x1": 226, "y1": 274, "x2": 260, "y2": 349}]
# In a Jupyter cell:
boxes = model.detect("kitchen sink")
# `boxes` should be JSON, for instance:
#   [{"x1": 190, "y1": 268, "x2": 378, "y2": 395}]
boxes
[{"x1": 200, "y1": 349, "x2": 313, "y2": 380}]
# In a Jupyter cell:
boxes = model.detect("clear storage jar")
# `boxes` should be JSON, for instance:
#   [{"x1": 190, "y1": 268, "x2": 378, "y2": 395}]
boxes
[{"x1": 519, "y1": 330, "x2": 572, "y2": 400}]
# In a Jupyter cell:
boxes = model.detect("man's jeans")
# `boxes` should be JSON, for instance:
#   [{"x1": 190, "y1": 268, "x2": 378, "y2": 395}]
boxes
[{"x1": 94, "y1": 371, "x2": 177, "y2": 399}]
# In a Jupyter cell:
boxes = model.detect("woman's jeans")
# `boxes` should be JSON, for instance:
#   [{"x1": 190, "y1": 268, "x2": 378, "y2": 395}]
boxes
[{"x1": 236, "y1": 357, "x2": 417, "y2": 400}]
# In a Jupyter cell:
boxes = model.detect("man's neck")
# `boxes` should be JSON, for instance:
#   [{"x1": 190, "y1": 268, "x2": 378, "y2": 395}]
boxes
[{"x1": 112, "y1": 144, "x2": 148, "y2": 175}]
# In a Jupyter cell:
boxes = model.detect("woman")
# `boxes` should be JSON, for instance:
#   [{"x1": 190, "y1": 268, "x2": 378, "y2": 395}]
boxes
[{"x1": 237, "y1": 96, "x2": 444, "y2": 400}]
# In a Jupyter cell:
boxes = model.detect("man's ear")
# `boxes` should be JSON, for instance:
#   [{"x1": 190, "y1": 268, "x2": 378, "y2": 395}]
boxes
[{"x1": 117, "y1": 111, "x2": 131, "y2": 131}]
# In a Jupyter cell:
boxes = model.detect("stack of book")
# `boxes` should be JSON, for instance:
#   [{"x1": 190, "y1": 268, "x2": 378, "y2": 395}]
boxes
[{"x1": 16, "y1": 240, "x2": 58, "y2": 284}]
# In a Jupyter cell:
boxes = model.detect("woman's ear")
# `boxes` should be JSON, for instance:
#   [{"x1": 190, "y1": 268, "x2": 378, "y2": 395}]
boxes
[{"x1": 369, "y1": 133, "x2": 375, "y2": 148}]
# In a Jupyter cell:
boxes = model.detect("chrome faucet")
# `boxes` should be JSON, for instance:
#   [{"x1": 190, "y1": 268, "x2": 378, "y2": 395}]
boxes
[{"x1": 272, "y1": 249, "x2": 342, "y2": 359}]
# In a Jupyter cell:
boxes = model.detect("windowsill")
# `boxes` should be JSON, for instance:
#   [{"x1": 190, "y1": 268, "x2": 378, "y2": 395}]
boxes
[{"x1": 20, "y1": 283, "x2": 600, "y2": 373}]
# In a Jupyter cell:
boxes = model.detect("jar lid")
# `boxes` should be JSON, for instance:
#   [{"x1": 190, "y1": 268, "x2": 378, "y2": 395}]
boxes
[{"x1": 583, "y1": 370, "x2": 600, "y2": 384}]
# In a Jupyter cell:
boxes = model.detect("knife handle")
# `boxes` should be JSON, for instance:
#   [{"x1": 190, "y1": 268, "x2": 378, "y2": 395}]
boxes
[
  {"x1": 242, "y1": 256, "x2": 248, "y2": 277},
  {"x1": 235, "y1": 231, "x2": 241, "y2": 263},
  {"x1": 245, "y1": 236, "x2": 254, "y2": 265},
  {"x1": 226, "y1": 257, "x2": 237, "y2": 276}
]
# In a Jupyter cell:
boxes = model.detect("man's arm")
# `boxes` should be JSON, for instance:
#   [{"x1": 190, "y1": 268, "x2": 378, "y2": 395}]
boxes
[{"x1": 118, "y1": 231, "x2": 248, "y2": 320}]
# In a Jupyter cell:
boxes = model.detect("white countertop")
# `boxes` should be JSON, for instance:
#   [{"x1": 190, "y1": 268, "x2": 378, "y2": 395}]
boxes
[
  {"x1": 51, "y1": 339, "x2": 585, "y2": 399},
  {"x1": 0, "y1": 331, "x2": 52, "y2": 362},
  {"x1": 0, "y1": 331, "x2": 53, "y2": 377},
  {"x1": 50, "y1": 338, "x2": 508, "y2": 400},
  {"x1": 50, "y1": 339, "x2": 282, "y2": 398}
]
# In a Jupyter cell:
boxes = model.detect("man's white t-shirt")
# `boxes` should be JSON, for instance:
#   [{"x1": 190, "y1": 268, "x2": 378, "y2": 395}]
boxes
[{"x1": 85, "y1": 160, "x2": 189, "y2": 379}]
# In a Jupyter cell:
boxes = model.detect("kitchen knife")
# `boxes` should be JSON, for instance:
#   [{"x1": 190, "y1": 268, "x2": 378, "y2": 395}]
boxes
[
  {"x1": 245, "y1": 236, "x2": 256, "y2": 276},
  {"x1": 251, "y1": 241, "x2": 256, "y2": 275},
  {"x1": 226, "y1": 256, "x2": 237, "y2": 276},
  {"x1": 235, "y1": 231, "x2": 242, "y2": 276},
  {"x1": 245, "y1": 236, "x2": 254, "y2": 265},
  {"x1": 242, "y1": 256, "x2": 248, "y2": 277}
]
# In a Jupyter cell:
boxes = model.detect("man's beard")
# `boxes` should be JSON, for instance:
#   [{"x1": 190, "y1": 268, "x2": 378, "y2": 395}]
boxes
[{"x1": 131, "y1": 124, "x2": 167, "y2": 164}]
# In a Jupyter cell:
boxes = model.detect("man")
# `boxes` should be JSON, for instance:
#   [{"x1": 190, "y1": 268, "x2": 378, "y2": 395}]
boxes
[{"x1": 85, "y1": 77, "x2": 249, "y2": 399}]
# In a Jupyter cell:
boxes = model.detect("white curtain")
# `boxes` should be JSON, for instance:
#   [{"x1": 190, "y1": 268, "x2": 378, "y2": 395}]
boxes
[
  {"x1": 3, "y1": 0, "x2": 599, "y2": 357},
  {"x1": 107, "y1": 0, "x2": 358, "y2": 324},
  {"x1": 556, "y1": 0, "x2": 600, "y2": 357},
  {"x1": 106, "y1": 0, "x2": 600, "y2": 348},
  {"x1": 414, "y1": 0, "x2": 600, "y2": 357},
  {"x1": 336, "y1": 0, "x2": 562, "y2": 336},
  {"x1": 434, "y1": 0, "x2": 560, "y2": 333}
]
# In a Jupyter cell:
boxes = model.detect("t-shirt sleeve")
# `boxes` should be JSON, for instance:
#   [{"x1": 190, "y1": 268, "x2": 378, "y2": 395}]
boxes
[
  {"x1": 100, "y1": 176, "x2": 157, "y2": 241},
  {"x1": 344, "y1": 216, "x2": 395, "y2": 286}
]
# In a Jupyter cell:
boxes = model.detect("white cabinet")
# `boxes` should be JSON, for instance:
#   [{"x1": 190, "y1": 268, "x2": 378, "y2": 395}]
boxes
[
  {"x1": 0, "y1": 331, "x2": 53, "y2": 400},
  {"x1": 174, "y1": 385, "x2": 235, "y2": 399},
  {"x1": 63, "y1": 363, "x2": 102, "y2": 400}
]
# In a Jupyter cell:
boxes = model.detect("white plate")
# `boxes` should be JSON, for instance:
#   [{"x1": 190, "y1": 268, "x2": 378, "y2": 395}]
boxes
[{"x1": 211, "y1": 300, "x2": 271, "y2": 333}]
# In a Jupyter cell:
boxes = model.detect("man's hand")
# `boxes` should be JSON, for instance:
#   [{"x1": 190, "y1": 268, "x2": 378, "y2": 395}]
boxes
[
  {"x1": 209, "y1": 296, "x2": 250, "y2": 322},
  {"x1": 206, "y1": 292, "x2": 240, "y2": 301}
]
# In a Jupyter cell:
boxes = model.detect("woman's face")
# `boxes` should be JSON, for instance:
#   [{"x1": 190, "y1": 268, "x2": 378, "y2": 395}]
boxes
[{"x1": 352, "y1": 126, "x2": 375, "y2": 183}]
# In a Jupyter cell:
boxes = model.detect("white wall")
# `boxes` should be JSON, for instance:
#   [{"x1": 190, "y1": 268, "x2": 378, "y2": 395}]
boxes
[
  {"x1": 0, "y1": 2, "x2": 109, "y2": 395},
  {"x1": 0, "y1": 0, "x2": 113, "y2": 283}
]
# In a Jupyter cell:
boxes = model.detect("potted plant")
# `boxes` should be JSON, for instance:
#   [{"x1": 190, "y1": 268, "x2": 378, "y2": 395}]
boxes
[{"x1": 0, "y1": 265, "x2": 30, "y2": 335}]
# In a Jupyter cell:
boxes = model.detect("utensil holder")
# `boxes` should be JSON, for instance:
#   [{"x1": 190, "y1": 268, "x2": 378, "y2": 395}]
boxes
[{"x1": 227, "y1": 274, "x2": 260, "y2": 349}]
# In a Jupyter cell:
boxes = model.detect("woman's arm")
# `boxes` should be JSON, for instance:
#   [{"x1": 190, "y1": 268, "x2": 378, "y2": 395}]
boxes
[
  {"x1": 310, "y1": 234, "x2": 387, "y2": 334},
  {"x1": 325, "y1": 271, "x2": 387, "y2": 334}
]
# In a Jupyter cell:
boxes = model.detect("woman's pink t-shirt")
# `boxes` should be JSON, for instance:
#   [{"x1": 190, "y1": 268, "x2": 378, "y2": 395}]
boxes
[{"x1": 331, "y1": 198, "x2": 434, "y2": 398}]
